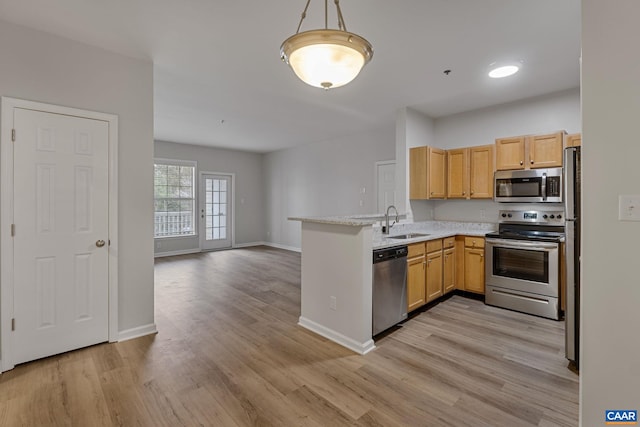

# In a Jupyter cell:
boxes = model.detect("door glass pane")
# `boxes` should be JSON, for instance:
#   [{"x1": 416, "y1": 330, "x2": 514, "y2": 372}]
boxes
[{"x1": 203, "y1": 176, "x2": 230, "y2": 243}]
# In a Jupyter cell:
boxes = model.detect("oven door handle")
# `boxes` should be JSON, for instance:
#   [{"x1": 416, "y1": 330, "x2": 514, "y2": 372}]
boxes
[{"x1": 485, "y1": 238, "x2": 558, "y2": 250}]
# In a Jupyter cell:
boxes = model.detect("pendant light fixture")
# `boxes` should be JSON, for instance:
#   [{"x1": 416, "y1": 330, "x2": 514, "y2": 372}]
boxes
[{"x1": 280, "y1": 0, "x2": 373, "y2": 90}]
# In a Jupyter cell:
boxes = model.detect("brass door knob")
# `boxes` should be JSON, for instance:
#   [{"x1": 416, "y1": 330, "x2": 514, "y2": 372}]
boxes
[
  {"x1": 520, "y1": 160, "x2": 524, "y2": 165},
  {"x1": 531, "y1": 160, "x2": 534, "y2": 164},
  {"x1": 96, "y1": 240, "x2": 106, "y2": 247}
]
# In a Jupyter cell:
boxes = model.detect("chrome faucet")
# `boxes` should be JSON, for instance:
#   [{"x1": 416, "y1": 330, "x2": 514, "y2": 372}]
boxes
[{"x1": 384, "y1": 205, "x2": 399, "y2": 234}]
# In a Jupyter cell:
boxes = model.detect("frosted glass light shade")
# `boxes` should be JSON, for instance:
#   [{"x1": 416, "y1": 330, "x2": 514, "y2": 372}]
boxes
[{"x1": 281, "y1": 29, "x2": 373, "y2": 89}]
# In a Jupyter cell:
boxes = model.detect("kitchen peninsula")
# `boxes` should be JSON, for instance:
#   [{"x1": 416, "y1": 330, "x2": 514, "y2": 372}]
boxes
[{"x1": 289, "y1": 215, "x2": 495, "y2": 354}]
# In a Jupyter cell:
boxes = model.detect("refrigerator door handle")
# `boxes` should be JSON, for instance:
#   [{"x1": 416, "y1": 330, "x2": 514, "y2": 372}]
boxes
[
  {"x1": 564, "y1": 147, "x2": 576, "y2": 219},
  {"x1": 565, "y1": 217, "x2": 577, "y2": 362}
]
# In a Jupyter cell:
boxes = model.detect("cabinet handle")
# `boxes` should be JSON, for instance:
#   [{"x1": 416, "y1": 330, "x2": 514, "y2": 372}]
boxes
[
  {"x1": 470, "y1": 191, "x2": 474, "y2": 195},
  {"x1": 520, "y1": 160, "x2": 523, "y2": 165},
  {"x1": 462, "y1": 191, "x2": 466, "y2": 195},
  {"x1": 531, "y1": 160, "x2": 534, "y2": 164},
  {"x1": 430, "y1": 192, "x2": 434, "y2": 195}
]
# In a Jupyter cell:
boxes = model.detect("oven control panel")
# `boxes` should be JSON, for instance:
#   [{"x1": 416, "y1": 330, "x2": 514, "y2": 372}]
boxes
[{"x1": 498, "y1": 210, "x2": 564, "y2": 224}]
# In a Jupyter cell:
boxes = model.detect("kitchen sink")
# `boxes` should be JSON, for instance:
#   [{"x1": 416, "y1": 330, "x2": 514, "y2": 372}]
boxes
[{"x1": 387, "y1": 233, "x2": 430, "y2": 240}]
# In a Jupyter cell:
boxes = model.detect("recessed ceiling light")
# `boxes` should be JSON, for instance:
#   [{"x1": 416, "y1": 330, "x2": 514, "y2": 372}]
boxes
[{"x1": 488, "y1": 65, "x2": 520, "y2": 79}]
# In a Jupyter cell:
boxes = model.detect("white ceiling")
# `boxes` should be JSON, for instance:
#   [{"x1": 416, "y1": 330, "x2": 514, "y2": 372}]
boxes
[{"x1": 0, "y1": 0, "x2": 581, "y2": 153}]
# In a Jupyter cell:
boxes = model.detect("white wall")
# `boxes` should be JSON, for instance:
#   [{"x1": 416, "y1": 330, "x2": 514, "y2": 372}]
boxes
[
  {"x1": 154, "y1": 140, "x2": 264, "y2": 255},
  {"x1": 427, "y1": 89, "x2": 580, "y2": 223},
  {"x1": 581, "y1": 1, "x2": 640, "y2": 424},
  {"x1": 0, "y1": 21, "x2": 154, "y2": 333},
  {"x1": 396, "y1": 108, "x2": 437, "y2": 220},
  {"x1": 264, "y1": 126, "x2": 395, "y2": 250}
]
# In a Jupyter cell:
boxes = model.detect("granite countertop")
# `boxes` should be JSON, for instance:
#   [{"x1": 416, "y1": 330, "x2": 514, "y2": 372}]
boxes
[
  {"x1": 288, "y1": 214, "x2": 496, "y2": 249},
  {"x1": 288, "y1": 213, "x2": 407, "y2": 227},
  {"x1": 372, "y1": 221, "x2": 496, "y2": 249}
]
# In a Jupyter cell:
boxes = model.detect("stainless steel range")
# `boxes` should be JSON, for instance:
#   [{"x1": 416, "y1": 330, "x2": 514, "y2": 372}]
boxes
[{"x1": 484, "y1": 210, "x2": 564, "y2": 320}]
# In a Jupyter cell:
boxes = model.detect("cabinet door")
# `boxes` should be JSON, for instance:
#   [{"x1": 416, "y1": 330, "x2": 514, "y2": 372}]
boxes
[
  {"x1": 428, "y1": 147, "x2": 447, "y2": 198},
  {"x1": 566, "y1": 133, "x2": 582, "y2": 147},
  {"x1": 407, "y1": 256, "x2": 426, "y2": 311},
  {"x1": 469, "y1": 144, "x2": 494, "y2": 199},
  {"x1": 464, "y1": 247, "x2": 485, "y2": 294},
  {"x1": 529, "y1": 132, "x2": 564, "y2": 168},
  {"x1": 443, "y1": 247, "x2": 455, "y2": 294},
  {"x1": 447, "y1": 148, "x2": 469, "y2": 198},
  {"x1": 426, "y1": 250, "x2": 443, "y2": 302},
  {"x1": 409, "y1": 147, "x2": 428, "y2": 199},
  {"x1": 495, "y1": 136, "x2": 526, "y2": 170}
]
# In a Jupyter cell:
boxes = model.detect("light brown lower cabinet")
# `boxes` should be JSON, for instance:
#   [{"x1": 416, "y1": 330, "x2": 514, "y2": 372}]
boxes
[
  {"x1": 464, "y1": 237, "x2": 485, "y2": 294},
  {"x1": 406, "y1": 236, "x2": 484, "y2": 312},
  {"x1": 425, "y1": 249, "x2": 443, "y2": 302},
  {"x1": 443, "y1": 247, "x2": 455, "y2": 294},
  {"x1": 407, "y1": 254, "x2": 426, "y2": 311}
]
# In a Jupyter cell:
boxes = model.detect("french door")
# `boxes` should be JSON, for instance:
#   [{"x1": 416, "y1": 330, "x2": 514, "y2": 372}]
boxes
[{"x1": 199, "y1": 173, "x2": 232, "y2": 250}]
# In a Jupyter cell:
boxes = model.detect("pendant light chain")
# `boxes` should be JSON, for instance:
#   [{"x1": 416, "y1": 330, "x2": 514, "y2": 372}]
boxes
[
  {"x1": 295, "y1": 0, "x2": 312, "y2": 34},
  {"x1": 295, "y1": 0, "x2": 348, "y2": 34},
  {"x1": 334, "y1": 0, "x2": 347, "y2": 32}
]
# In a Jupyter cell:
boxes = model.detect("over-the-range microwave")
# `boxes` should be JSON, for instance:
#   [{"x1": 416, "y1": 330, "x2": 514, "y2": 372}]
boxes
[{"x1": 494, "y1": 167, "x2": 563, "y2": 203}]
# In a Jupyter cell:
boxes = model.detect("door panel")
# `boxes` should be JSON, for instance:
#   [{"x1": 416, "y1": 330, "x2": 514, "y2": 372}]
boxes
[
  {"x1": 376, "y1": 162, "x2": 396, "y2": 213},
  {"x1": 200, "y1": 174, "x2": 232, "y2": 250},
  {"x1": 13, "y1": 108, "x2": 109, "y2": 365}
]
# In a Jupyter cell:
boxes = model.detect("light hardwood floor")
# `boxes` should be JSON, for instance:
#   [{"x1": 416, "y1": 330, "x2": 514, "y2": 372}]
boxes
[{"x1": 0, "y1": 246, "x2": 579, "y2": 426}]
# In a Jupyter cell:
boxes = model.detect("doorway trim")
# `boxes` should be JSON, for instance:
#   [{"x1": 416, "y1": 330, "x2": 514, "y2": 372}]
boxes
[
  {"x1": 0, "y1": 97, "x2": 119, "y2": 372},
  {"x1": 198, "y1": 171, "x2": 235, "y2": 250},
  {"x1": 374, "y1": 160, "x2": 396, "y2": 213}
]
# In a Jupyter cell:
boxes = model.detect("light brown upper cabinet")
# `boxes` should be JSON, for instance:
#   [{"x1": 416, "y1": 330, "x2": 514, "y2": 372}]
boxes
[
  {"x1": 410, "y1": 146, "x2": 446, "y2": 199},
  {"x1": 495, "y1": 136, "x2": 526, "y2": 170},
  {"x1": 446, "y1": 148, "x2": 469, "y2": 198},
  {"x1": 528, "y1": 131, "x2": 565, "y2": 168},
  {"x1": 469, "y1": 145, "x2": 495, "y2": 198},
  {"x1": 447, "y1": 145, "x2": 494, "y2": 199},
  {"x1": 496, "y1": 131, "x2": 566, "y2": 170},
  {"x1": 565, "y1": 133, "x2": 582, "y2": 147}
]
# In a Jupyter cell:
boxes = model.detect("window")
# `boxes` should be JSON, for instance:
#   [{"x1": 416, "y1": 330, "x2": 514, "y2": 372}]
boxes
[{"x1": 154, "y1": 160, "x2": 196, "y2": 238}]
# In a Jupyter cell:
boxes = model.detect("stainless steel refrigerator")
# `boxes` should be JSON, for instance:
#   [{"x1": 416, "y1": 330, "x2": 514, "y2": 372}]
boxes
[{"x1": 564, "y1": 146, "x2": 581, "y2": 369}]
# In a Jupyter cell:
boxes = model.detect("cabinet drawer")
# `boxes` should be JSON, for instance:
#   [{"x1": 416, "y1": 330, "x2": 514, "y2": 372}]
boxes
[
  {"x1": 426, "y1": 239, "x2": 443, "y2": 253},
  {"x1": 464, "y1": 236, "x2": 485, "y2": 248},
  {"x1": 408, "y1": 242, "x2": 426, "y2": 258},
  {"x1": 443, "y1": 236, "x2": 455, "y2": 249}
]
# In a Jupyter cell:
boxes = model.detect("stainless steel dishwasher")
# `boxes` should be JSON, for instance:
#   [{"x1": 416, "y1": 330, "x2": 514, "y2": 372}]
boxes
[{"x1": 372, "y1": 245, "x2": 408, "y2": 335}]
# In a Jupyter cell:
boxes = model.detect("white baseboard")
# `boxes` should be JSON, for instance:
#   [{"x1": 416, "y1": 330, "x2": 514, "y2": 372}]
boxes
[
  {"x1": 154, "y1": 248, "x2": 200, "y2": 258},
  {"x1": 118, "y1": 323, "x2": 158, "y2": 342},
  {"x1": 233, "y1": 241, "x2": 266, "y2": 248},
  {"x1": 264, "y1": 242, "x2": 301, "y2": 253},
  {"x1": 298, "y1": 317, "x2": 376, "y2": 355}
]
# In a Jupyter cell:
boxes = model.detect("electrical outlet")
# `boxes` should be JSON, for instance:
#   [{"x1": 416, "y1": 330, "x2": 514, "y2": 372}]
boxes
[
  {"x1": 329, "y1": 296, "x2": 337, "y2": 310},
  {"x1": 359, "y1": 200, "x2": 364, "y2": 207},
  {"x1": 619, "y1": 195, "x2": 640, "y2": 221},
  {"x1": 480, "y1": 209, "x2": 486, "y2": 219},
  {"x1": 155, "y1": 241, "x2": 161, "y2": 249}
]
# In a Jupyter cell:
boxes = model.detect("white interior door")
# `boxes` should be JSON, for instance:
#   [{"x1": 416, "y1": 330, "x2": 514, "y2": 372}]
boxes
[
  {"x1": 200, "y1": 173, "x2": 232, "y2": 250},
  {"x1": 376, "y1": 161, "x2": 396, "y2": 213},
  {"x1": 11, "y1": 108, "x2": 110, "y2": 365}
]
